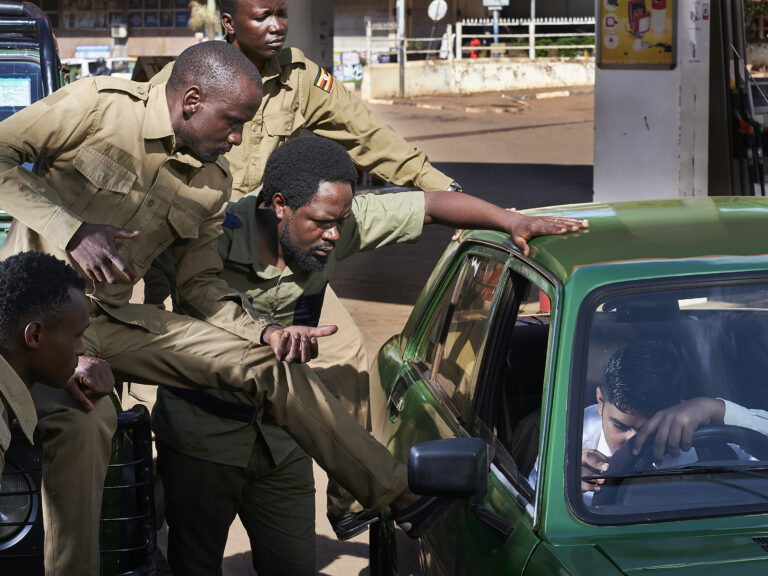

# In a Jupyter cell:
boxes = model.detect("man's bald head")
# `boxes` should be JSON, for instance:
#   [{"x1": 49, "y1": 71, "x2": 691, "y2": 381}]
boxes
[{"x1": 167, "y1": 40, "x2": 262, "y2": 99}]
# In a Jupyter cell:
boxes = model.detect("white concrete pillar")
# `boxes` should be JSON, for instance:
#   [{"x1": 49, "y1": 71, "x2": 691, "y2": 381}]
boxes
[{"x1": 286, "y1": 0, "x2": 334, "y2": 69}]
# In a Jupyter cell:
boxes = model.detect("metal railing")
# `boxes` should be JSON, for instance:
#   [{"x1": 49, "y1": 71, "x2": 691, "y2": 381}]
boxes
[{"x1": 365, "y1": 16, "x2": 595, "y2": 64}]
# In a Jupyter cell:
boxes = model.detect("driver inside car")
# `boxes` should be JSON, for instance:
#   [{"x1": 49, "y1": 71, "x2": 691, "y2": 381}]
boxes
[{"x1": 527, "y1": 341, "x2": 768, "y2": 503}]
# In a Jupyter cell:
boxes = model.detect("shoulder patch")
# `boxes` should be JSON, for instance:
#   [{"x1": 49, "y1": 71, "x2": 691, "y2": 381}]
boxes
[
  {"x1": 94, "y1": 76, "x2": 149, "y2": 100},
  {"x1": 223, "y1": 212, "x2": 242, "y2": 229},
  {"x1": 313, "y1": 67, "x2": 334, "y2": 93}
]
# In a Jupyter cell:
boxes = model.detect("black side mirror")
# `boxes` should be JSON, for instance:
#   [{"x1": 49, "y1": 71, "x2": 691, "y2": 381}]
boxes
[{"x1": 407, "y1": 437, "x2": 487, "y2": 498}]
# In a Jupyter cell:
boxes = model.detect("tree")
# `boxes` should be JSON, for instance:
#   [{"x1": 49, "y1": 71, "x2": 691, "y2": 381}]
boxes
[{"x1": 187, "y1": 0, "x2": 220, "y2": 41}]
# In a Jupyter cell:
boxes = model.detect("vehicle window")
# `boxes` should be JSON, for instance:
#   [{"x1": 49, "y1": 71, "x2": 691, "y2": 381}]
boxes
[
  {"x1": 571, "y1": 277, "x2": 768, "y2": 523},
  {"x1": 0, "y1": 60, "x2": 42, "y2": 121},
  {"x1": 474, "y1": 269, "x2": 552, "y2": 501},
  {"x1": 416, "y1": 253, "x2": 505, "y2": 415}
]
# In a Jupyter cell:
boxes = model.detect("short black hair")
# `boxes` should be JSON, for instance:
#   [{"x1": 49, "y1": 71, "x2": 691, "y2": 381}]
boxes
[
  {"x1": 0, "y1": 251, "x2": 85, "y2": 343},
  {"x1": 601, "y1": 341, "x2": 684, "y2": 416},
  {"x1": 260, "y1": 136, "x2": 357, "y2": 209},
  {"x1": 219, "y1": 0, "x2": 237, "y2": 17},
  {"x1": 167, "y1": 40, "x2": 261, "y2": 100}
]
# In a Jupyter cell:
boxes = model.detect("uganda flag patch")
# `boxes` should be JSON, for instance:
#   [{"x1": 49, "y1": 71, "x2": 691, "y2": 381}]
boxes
[{"x1": 313, "y1": 67, "x2": 334, "y2": 93}]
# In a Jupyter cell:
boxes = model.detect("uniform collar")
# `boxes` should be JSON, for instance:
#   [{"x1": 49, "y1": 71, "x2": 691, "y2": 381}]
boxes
[
  {"x1": 261, "y1": 48, "x2": 301, "y2": 87},
  {"x1": 0, "y1": 355, "x2": 36, "y2": 445},
  {"x1": 143, "y1": 81, "x2": 175, "y2": 145}
]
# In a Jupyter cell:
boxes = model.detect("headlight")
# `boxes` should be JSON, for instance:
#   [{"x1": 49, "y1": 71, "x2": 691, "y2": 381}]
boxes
[{"x1": 0, "y1": 462, "x2": 34, "y2": 546}]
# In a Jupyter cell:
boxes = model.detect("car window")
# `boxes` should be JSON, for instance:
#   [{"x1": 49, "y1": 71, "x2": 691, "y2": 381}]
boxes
[
  {"x1": 415, "y1": 253, "x2": 505, "y2": 417},
  {"x1": 570, "y1": 276, "x2": 768, "y2": 524},
  {"x1": 474, "y1": 267, "x2": 552, "y2": 503},
  {"x1": 0, "y1": 60, "x2": 42, "y2": 121}
]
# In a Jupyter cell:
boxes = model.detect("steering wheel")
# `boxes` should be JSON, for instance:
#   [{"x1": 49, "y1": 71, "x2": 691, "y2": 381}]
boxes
[{"x1": 590, "y1": 425, "x2": 768, "y2": 506}]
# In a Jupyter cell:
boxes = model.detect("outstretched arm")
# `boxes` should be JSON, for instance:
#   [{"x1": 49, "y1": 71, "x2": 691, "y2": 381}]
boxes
[{"x1": 423, "y1": 191, "x2": 588, "y2": 256}]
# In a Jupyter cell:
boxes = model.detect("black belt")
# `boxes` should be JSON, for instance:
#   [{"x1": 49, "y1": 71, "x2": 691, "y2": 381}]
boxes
[{"x1": 166, "y1": 387, "x2": 258, "y2": 424}]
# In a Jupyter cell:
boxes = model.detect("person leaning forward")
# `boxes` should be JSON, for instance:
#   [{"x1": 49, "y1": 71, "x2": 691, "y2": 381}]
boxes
[
  {"x1": 153, "y1": 137, "x2": 589, "y2": 576},
  {"x1": 0, "y1": 40, "x2": 429, "y2": 576},
  {"x1": 146, "y1": 0, "x2": 463, "y2": 537}
]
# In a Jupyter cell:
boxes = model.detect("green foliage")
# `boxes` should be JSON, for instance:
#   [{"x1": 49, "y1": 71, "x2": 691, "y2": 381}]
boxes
[{"x1": 535, "y1": 36, "x2": 595, "y2": 58}]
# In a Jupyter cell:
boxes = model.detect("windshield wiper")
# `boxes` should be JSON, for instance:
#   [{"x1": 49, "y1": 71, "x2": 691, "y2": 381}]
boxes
[{"x1": 583, "y1": 463, "x2": 768, "y2": 483}]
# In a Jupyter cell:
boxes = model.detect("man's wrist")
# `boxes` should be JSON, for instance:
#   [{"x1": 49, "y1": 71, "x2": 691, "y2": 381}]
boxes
[
  {"x1": 260, "y1": 323, "x2": 282, "y2": 345},
  {"x1": 446, "y1": 180, "x2": 463, "y2": 193}
]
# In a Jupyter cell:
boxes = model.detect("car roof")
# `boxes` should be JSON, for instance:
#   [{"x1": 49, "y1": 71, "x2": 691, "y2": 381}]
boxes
[{"x1": 464, "y1": 196, "x2": 768, "y2": 285}]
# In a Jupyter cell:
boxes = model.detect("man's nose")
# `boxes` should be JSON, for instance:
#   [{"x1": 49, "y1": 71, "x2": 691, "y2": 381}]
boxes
[
  {"x1": 228, "y1": 132, "x2": 243, "y2": 146},
  {"x1": 267, "y1": 16, "x2": 285, "y2": 33},
  {"x1": 322, "y1": 226, "x2": 340, "y2": 242}
]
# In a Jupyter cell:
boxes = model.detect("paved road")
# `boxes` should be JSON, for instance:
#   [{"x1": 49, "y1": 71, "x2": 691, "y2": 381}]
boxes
[{"x1": 162, "y1": 89, "x2": 595, "y2": 576}]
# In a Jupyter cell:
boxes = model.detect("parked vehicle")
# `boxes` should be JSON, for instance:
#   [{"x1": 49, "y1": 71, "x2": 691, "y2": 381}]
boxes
[
  {"x1": 61, "y1": 56, "x2": 137, "y2": 82},
  {"x1": 369, "y1": 197, "x2": 768, "y2": 575},
  {"x1": 0, "y1": 4, "x2": 156, "y2": 575}
]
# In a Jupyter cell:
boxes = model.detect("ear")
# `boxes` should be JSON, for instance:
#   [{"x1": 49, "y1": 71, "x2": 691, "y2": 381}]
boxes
[
  {"x1": 221, "y1": 12, "x2": 235, "y2": 37},
  {"x1": 23, "y1": 321, "x2": 43, "y2": 350},
  {"x1": 596, "y1": 386, "x2": 605, "y2": 414},
  {"x1": 182, "y1": 86, "x2": 202, "y2": 116},
  {"x1": 272, "y1": 193, "x2": 290, "y2": 221}
]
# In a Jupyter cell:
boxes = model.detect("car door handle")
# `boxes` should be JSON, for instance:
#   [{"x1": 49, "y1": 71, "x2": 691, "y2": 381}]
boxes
[{"x1": 388, "y1": 375, "x2": 411, "y2": 421}]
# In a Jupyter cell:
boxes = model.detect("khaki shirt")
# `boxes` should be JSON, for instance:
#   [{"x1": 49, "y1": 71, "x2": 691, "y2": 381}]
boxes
[
  {"x1": 152, "y1": 48, "x2": 452, "y2": 199},
  {"x1": 0, "y1": 355, "x2": 36, "y2": 481},
  {"x1": 152, "y1": 191, "x2": 426, "y2": 467},
  {"x1": 0, "y1": 76, "x2": 269, "y2": 340}
]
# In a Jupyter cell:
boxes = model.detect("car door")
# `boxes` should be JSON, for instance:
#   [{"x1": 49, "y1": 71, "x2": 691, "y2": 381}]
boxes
[{"x1": 371, "y1": 245, "x2": 556, "y2": 575}]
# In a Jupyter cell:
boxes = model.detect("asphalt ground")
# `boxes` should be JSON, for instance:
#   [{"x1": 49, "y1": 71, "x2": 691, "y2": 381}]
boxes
[{"x1": 145, "y1": 86, "x2": 596, "y2": 575}]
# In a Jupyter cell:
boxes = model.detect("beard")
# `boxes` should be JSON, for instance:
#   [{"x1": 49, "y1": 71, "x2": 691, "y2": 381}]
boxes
[{"x1": 280, "y1": 227, "x2": 332, "y2": 272}]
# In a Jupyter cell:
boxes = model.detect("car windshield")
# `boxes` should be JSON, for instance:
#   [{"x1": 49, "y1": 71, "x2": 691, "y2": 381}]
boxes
[{"x1": 573, "y1": 276, "x2": 768, "y2": 523}]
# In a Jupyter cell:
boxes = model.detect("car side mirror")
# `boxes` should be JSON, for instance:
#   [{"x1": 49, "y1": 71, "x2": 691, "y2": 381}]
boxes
[
  {"x1": 407, "y1": 437, "x2": 488, "y2": 498},
  {"x1": 408, "y1": 437, "x2": 515, "y2": 543}
]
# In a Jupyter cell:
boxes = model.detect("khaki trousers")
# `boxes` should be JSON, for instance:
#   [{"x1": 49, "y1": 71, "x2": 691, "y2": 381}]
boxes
[
  {"x1": 34, "y1": 302, "x2": 406, "y2": 575},
  {"x1": 30, "y1": 386, "x2": 116, "y2": 576},
  {"x1": 309, "y1": 287, "x2": 369, "y2": 516}
]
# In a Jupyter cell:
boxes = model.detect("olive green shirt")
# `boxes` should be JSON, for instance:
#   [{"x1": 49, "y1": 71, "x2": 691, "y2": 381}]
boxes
[
  {"x1": 0, "y1": 76, "x2": 269, "y2": 341},
  {"x1": 152, "y1": 191, "x2": 426, "y2": 467},
  {"x1": 151, "y1": 47, "x2": 453, "y2": 199},
  {"x1": 0, "y1": 355, "x2": 36, "y2": 482}
]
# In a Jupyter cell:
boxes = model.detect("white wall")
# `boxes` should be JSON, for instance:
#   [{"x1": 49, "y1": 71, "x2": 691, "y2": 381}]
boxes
[{"x1": 361, "y1": 57, "x2": 595, "y2": 99}]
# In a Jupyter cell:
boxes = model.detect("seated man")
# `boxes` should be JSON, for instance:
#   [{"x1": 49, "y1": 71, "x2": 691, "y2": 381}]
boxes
[
  {"x1": 152, "y1": 136, "x2": 590, "y2": 576},
  {"x1": 581, "y1": 342, "x2": 768, "y2": 502},
  {"x1": 0, "y1": 251, "x2": 100, "y2": 478},
  {"x1": 527, "y1": 342, "x2": 768, "y2": 503}
]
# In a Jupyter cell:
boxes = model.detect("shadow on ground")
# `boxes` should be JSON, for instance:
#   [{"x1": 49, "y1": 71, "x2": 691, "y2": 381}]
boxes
[{"x1": 333, "y1": 162, "x2": 593, "y2": 305}]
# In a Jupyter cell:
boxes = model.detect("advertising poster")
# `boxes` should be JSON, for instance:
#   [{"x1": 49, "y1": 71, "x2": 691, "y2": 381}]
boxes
[{"x1": 597, "y1": 0, "x2": 677, "y2": 69}]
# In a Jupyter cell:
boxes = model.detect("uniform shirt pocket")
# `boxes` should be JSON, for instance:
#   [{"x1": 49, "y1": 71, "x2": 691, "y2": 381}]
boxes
[
  {"x1": 263, "y1": 109, "x2": 304, "y2": 138},
  {"x1": 71, "y1": 145, "x2": 138, "y2": 218},
  {"x1": 168, "y1": 202, "x2": 202, "y2": 239}
]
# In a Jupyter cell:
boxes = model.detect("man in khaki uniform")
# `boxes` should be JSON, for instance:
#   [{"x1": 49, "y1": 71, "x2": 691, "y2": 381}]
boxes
[
  {"x1": 0, "y1": 41, "x2": 424, "y2": 575},
  {"x1": 152, "y1": 137, "x2": 589, "y2": 575},
  {"x1": 147, "y1": 0, "x2": 463, "y2": 532},
  {"x1": 0, "y1": 252, "x2": 90, "y2": 481}
]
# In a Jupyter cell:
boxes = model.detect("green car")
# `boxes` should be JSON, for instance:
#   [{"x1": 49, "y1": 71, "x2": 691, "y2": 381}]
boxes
[{"x1": 370, "y1": 196, "x2": 768, "y2": 575}]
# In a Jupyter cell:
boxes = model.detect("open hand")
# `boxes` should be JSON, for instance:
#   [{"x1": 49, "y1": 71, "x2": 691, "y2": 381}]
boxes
[
  {"x1": 66, "y1": 222, "x2": 140, "y2": 283},
  {"x1": 510, "y1": 215, "x2": 588, "y2": 256},
  {"x1": 262, "y1": 324, "x2": 339, "y2": 363}
]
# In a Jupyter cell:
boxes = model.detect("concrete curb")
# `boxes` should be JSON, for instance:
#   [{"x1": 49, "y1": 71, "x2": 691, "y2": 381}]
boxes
[{"x1": 367, "y1": 87, "x2": 594, "y2": 115}]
